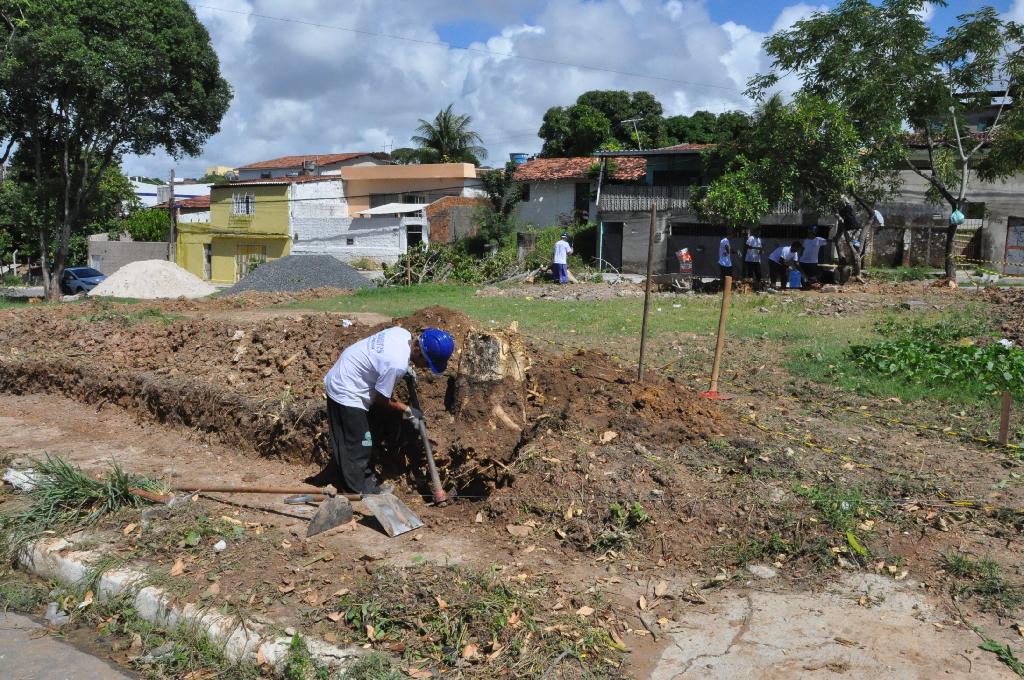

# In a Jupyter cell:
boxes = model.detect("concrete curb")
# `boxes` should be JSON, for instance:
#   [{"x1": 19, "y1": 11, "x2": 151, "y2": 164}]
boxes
[{"x1": 19, "y1": 536, "x2": 364, "y2": 675}]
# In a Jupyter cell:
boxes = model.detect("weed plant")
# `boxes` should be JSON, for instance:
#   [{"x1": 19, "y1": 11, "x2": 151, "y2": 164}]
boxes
[{"x1": 942, "y1": 553, "x2": 1023, "y2": 613}]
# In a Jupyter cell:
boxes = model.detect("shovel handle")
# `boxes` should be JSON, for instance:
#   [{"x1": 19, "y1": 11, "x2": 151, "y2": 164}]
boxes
[
  {"x1": 170, "y1": 484, "x2": 360, "y2": 501},
  {"x1": 405, "y1": 376, "x2": 450, "y2": 506}
]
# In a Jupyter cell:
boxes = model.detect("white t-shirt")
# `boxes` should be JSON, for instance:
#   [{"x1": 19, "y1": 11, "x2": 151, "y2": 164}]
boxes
[
  {"x1": 800, "y1": 236, "x2": 828, "y2": 264},
  {"x1": 718, "y1": 237, "x2": 732, "y2": 267},
  {"x1": 324, "y1": 327, "x2": 411, "y2": 410},
  {"x1": 553, "y1": 239, "x2": 573, "y2": 265},
  {"x1": 768, "y1": 246, "x2": 799, "y2": 266},
  {"x1": 744, "y1": 235, "x2": 762, "y2": 263}
]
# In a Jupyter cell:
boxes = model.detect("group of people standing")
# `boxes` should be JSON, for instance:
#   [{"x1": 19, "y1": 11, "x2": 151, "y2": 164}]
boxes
[{"x1": 718, "y1": 227, "x2": 829, "y2": 290}]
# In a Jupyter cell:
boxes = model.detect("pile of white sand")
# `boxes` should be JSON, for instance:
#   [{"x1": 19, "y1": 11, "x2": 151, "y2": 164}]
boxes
[{"x1": 89, "y1": 260, "x2": 216, "y2": 299}]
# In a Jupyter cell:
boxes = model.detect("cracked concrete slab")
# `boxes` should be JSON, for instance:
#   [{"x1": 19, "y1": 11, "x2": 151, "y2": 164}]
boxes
[{"x1": 651, "y1": 573, "x2": 1013, "y2": 679}]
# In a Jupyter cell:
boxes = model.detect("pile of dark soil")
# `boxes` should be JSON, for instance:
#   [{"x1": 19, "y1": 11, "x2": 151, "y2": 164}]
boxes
[{"x1": 223, "y1": 255, "x2": 372, "y2": 296}]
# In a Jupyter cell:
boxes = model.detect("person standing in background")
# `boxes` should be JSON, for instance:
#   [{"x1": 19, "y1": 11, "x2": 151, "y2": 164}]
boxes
[
  {"x1": 743, "y1": 227, "x2": 763, "y2": 287},
  {"x1": 800, "y1": 226, "x2": 829, "y2": 286},
  {"x1": 718, "y1": 230, "x2": 733, "y2": 290},
  {"x1": 551, "y1": 232, "x2": 573, "y2": 285}
]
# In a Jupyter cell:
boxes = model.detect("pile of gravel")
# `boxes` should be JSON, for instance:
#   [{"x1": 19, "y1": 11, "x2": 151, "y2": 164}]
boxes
[
  {"x1": 89, "y1": 260, "x2": 216, "y2": 299},
  {"x1": 223, "y1": 255, "x2": 373, "y2": 296}
]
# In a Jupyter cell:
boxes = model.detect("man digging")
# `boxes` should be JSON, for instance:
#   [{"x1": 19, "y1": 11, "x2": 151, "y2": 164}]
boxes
[{"x1": 321, "y1": 326, "x2": 455, "y2": 495}]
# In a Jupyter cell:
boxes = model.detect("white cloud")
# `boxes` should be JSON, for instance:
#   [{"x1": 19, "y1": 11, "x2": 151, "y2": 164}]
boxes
[
  {"x1": 1005, "y1": 0, "x2": 1024, "y2": 22},
  {"x1": 124, "y1": 0, "x2": 817, "y2": 177},
  {"x1": 913, "y1": 2, "x2": 936, "y2": 23},
  {"x1": 771, "y1": 3, "x2": 828, "y2": 33}
]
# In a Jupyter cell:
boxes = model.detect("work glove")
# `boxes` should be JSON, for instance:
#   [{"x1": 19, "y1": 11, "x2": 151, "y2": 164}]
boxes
[{"x1": 403, "y1": 406, "x2": 424, "y2": 425}]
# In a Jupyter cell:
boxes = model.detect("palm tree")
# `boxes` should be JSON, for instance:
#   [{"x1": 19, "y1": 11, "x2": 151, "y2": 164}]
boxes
[{"x1": 411, "y1": 104, "x2": 487, "y2": 165}]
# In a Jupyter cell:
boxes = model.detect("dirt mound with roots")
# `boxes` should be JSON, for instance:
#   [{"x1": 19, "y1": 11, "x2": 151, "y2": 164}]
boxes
[{"x1": 0, "y1": 301, "x2": 729, "y2": 548}]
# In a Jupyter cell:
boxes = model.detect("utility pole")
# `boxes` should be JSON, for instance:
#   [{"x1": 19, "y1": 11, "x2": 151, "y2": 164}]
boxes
[
  {"x1": 622, "y1": 117, "x2": 644, "y2": 150},
  {"x1": 168, "y1": 169, "x2": 177, "y2": 263},
  {"x1": 637, "y1": 202, "x2": 656, "y2": 382}
]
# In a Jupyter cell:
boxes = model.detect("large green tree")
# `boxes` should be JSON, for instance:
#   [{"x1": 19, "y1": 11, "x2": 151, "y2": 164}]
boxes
[
  {"x1": 696, "y1": 94, "x2": 862, "y2": 238},
  {"x1": 749, "y1": 0, "x2": 1024, "y2": 279},
  {"x1": 411, "y1": 104, "x2": 487, "y2": 165},
  {"x1": 1, "y1": 0, "x2": 231, "y2": 298}
]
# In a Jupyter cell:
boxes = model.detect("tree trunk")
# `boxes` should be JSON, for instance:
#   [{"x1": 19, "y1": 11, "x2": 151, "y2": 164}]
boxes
[{"x1": 944, "y1": 222, "x2": 958, "y2": 281}]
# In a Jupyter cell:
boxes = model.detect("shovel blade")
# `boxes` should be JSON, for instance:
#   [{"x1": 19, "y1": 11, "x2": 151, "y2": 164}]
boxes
[
  {"x1": 361, "y1": 493, "x2": 423, "y2": 537},
  {"x1": 307, "y1": 496, "x2": 353, "y2": 537}
]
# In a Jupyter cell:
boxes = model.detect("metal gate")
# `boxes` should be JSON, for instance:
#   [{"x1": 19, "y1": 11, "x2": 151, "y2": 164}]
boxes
[{"x1": 235, "y1": 244, "x2": 267, "y2": 282}]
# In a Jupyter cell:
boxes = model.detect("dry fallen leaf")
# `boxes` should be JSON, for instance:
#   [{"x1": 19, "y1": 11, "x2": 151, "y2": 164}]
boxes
[
  {"x1": 256, "y1": 647, "x2": 267, "y2": 665},
  {"x1": 462, "y1": 643, "x2": 478, "y2": 659},
  {"x1": 506, "y1": 524, "x2": 532, "y2": 538},
  {"x1": 278, "y1": 584, "x2": 295, "y2": 594},
  {"x1": 474, "y1": 512, "x2": 483, "y2": 523},
  {"x1": 609, "y1": 628, "x2": 627, "y2": 649},
  {"x1": 405, "y1": 667, "x2": 433, "y2": 679},
  {"x1": 326, "y1": 612, "x2": 343, "y2": 623},
  {"x1": 122, "y1": 523, "x2": 138, "y2": 536},
  {"x1": 576, "y1": 606, "x2": 595, "y2": 617},
  {"x1": 332, "y1": 588, "x2": 350, "y2": 597},
  {"x1": 508, "y1": 611, "x2": 521, "y2": 627},
  {"x1": 169, "y1": 557, "x2": 185, "y2": 577},
  {"x1": 638, "y1": 595, "x2": 648, "y2": 611},
  {"x1": 486, "y1": 645, "x2": 505, "y2": 662},
  {"x1": 220, "y1": 515, "x2": 243, "y2": 525},
  {"x1": 599, "y1": 431, "x2": 618, "y2": 444},
  {"x1": 206, "y1": 581, "x2": 221, "y2": 597},
  {"x1": 435, "y1": 595, "x2": 448, "y2": 610},
  {"x1": 78, "y1": 591, "x2": 94, "y2": 609},
  {"x1": 305, "y1": 590, "x2": 319, "y2": 606},
  {"x1": 323, "y1": 631, "x2": 338, "y2": 643},
  {"x1": 366, "y1": 624, "x2": 376, "y2": 641},
  {"x1": 654, "y1": 581, "x2": 668, "y2": 598}
]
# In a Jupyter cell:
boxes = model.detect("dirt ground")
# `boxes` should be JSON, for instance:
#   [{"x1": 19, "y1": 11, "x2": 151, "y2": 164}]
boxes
[{"x1": 1, "y1": 281, "x2": 1022, "y2": 678}]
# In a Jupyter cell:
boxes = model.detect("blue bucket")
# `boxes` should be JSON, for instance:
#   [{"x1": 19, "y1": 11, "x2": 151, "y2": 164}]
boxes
[{"x1": 789, "y1": 269, "x2": 803, "y2": 289}]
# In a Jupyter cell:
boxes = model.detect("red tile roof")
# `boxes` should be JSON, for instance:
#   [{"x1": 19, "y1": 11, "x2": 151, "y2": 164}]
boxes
[
  {"x1": 513, "y1": 156, "x2": 646, "y2": 182},
  {"x1": 153, "y1": 195, "x2": 210, "y2": 210},
  {"x1": 656, "y1": 143, "x2": 715, "y2": 152},
  {"x1": 223, "y1": 175, "x2": 343, "y2": 187},
  {"x1": 238, "y1": 152, "x2": 389, "y2": 170}
]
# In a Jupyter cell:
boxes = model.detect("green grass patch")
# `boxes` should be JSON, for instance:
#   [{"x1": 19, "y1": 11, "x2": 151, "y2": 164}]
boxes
[
  {"x1": 341, "y1": 654, "x2": 403, "y2": 679},
  {"x1": 942, "y1": 553, "x2": 1023, "y2": 613},
  {"x1": 0, "y1": 455, "x2": 164, "y2": 558},
  {"x1": 867, "y1": 266, "x2": 935, "y2": 282},
  {"x1": 592, "y1": 502, "x2": 651, "y2": 553},
  {"x1": 979, "y1": 635, "x2": 1024, "y2": 677},
  {"x1": 0, "y1": 568, "x2": 49, "y2": 612},
  {"x1": 792, "y1": 483, "x2": 865, "y2": 533}
]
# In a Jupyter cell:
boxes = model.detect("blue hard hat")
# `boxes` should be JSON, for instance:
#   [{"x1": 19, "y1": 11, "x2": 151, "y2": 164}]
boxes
[{"x1": 419, "y1": 328, "x2": 455, "y2": 374}]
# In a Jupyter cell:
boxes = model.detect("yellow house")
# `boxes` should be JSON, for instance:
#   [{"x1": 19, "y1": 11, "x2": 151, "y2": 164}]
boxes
[
  {"x1": 177, "y1": 179, "x2": 294, "y2": 284},
  {"x1": 341, "y1": 163, "x2": 479, "y2": 215}
]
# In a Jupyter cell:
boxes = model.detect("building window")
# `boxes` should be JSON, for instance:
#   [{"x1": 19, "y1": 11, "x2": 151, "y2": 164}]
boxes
[
  {"x1": 520, "y1": 183, "x2": 530, "y2": 201},
  {"x1": 232, "y1": 193, "x2": 255, "y2": 216},
  {"x1": 346, "y1": 238, "x2": 355, "y2": 246},
  {"x1": 402, "y1": 192, "x2": 427, "y2": 204},
  {"x1": 370, "y1": 193, "x2": 401, "y2": 208},
  {"x1": 260, "y1": 171, "x2": 272, "y2": 179}
]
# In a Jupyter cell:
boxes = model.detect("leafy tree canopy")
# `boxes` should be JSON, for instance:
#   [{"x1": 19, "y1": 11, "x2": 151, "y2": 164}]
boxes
[
  {"x1": 1, "y1": 0, "x2": 231, "y2": 297},
  {"x1": 537, "y1": 89, "x2": 750, "y2": 156}
]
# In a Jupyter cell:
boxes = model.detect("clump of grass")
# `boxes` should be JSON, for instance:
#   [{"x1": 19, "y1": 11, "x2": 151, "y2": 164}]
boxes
[
  {"x1": 81, "y1": 306, "x2": 178, "y2": 326},
  {"x1": 868, "y1": 266, "x2": 933, "y2": 282},
  {"x1": 341, "y1": 654, "x2": 403, "y2": 679},
  {"x1": 0, "y1": 455, "x2": 164, "y2": 557},
  {"x1": 792, "y1": 483, "x2": 864, "y2": 533},
  {"x1": 592, "y1": 501, "x2": 651, "y2": 553},
  {"x1": 0, "y1": 568, "x2": 49, "y2": 612},
  {"x1": 942, "y1": 553, "x2": 1023, "y2": 614}
]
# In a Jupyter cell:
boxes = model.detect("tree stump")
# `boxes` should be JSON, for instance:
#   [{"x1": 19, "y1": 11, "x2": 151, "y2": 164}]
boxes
[{"x1": 448, "y1": 329, "x2": 529, "y2": 432}]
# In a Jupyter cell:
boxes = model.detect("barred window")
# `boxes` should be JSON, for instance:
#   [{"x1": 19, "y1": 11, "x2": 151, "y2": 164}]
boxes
[{"x1": 232, "y1": 193, "x2": 255, "y2": 215}]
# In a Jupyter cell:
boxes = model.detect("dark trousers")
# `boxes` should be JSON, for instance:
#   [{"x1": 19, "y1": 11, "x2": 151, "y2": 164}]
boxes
[
  {"x1": 550, "y1": 263, "x2": 568, "y2": 284},
  {"x1": 800, "y1": 262, "x2": 819, "y2": 285},
  {"x1": 743, "y1": 260, "x2": 762, "y2": 284},
  {"x1": 326, "y1": 398, "x2": 375, "y2": 494},
  {"x1": 769, "y1": 260, "x2": 787, "y2": 289},
  {"x1": 719, "y1": 264, "x2": 733, "y2": 289}
]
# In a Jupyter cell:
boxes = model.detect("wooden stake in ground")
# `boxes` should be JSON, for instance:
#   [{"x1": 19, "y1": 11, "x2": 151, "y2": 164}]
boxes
[
  {"x1": 999, "y1": 390, "x2": 1012, "y2": 446},
  {"x1": 167, "y1": 169, "x2": 177, "y2": 263},
  {"x1": 637, "y1": 203, "x2": 657, "y2": 382},
  {"x1": 700, "y1": 275, "x2": 733, "y2": 400}
]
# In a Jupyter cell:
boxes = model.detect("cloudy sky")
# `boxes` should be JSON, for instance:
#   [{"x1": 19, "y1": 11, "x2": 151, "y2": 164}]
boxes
[{"x1": 123, "y1": 0, "x2": 1024, "y2": 179}]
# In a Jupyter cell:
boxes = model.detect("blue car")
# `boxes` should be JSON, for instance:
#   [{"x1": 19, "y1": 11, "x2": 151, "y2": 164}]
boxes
[{"x1": 61, "y1": 266, "x2": 107, "y2": 294}]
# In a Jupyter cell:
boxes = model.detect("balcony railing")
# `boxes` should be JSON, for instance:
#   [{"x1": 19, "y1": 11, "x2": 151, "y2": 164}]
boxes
[{"x1": 599, "y1": 184, "x2": 801, "y2": 215}]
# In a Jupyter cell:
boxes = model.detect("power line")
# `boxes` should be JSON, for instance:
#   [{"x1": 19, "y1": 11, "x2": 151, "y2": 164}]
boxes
[{"x1": 191, "y1": 3, "x2": 740, "y2": 92}]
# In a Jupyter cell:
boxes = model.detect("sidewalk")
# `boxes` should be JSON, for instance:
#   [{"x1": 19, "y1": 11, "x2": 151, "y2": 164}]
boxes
[{"x1": 0, "y1": 612, "x2": 135, "y2": 680}]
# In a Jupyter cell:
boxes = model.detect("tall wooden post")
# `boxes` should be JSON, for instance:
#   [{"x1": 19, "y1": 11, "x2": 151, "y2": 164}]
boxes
[
  {"x1": 637, "y1": 203, "x2": 657, "y2": 382},
  {"x1": 999, "y1": 391, "x2": 1012, "y2": 446},
  {"x1": 700, "y1": 275, "x2": 733, "y2": 400}
]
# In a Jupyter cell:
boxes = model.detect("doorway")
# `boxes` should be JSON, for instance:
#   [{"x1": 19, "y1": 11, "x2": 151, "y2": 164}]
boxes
[
  {"x1": 1006, "y1": 216, "x2": 1024, "y2": 275},
  {"x1": 601, "y1": 222, "x2": 623, "y2": 271},
  {"x1": 203, "y1": 244, "x2": 211, "y2": 281},
  {"x1": 235, "y1": 244, "x2": 267, "y2": 282}
]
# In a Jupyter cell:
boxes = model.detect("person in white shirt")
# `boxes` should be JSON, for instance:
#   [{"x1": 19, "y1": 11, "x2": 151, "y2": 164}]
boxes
[
  {"x1": 800, "y1": 227, "x2": 829, "y2": 284},
  {"x1": 718, "y1": 232, "x2": 733, "y2": 289},
  {"x1": 551, "y1": 232, "x2": 573, "y2": 284},
  {"x1": 743, "y1": 228, "x2": 763, "y2": 286},
  {"x1": 321, "y1": 327, "x2": 455, "y2": 494},
  {"x1": 768, "y1": 241, "x2": 803, "y2": 290}
]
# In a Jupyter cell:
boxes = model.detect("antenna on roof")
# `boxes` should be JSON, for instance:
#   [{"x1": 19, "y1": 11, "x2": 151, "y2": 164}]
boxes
[{"x1": 622, "y1": 118, "x2": 644, "y2": 150}]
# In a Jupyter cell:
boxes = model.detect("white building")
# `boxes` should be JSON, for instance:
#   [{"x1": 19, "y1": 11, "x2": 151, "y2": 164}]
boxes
[
  {"x1": 513, "y1": 156, "x2": 647, "y2": 227},
  {"x1": 236, "y1": 152, "x2": 389, "y2": 181}
]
